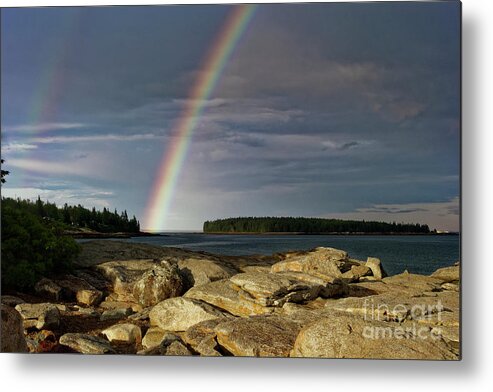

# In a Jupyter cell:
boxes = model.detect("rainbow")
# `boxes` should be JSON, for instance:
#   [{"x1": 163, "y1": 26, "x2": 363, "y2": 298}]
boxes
[{"x1": 144, "y1": 4, "x2": 257, "y2": 231}]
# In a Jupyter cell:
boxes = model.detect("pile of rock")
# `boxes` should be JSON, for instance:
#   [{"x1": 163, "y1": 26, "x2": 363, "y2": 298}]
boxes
[{"x1": 0, "y1": 241, "x2": 459, "y2": 360}]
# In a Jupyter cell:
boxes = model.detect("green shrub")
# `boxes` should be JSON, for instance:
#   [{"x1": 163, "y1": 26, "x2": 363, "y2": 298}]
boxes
[{"x1": 1, "y1": 200, "x2": 80, "y2": 291}]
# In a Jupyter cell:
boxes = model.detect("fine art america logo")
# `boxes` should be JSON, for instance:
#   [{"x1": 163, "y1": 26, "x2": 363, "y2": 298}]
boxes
[{"x1": 361, "y1": 298, "x2": 445, "y2": 340}]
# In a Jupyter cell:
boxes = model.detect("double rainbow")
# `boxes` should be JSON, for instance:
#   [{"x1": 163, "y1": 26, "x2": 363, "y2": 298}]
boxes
[{"x1": 144, "y1": 4, "x2": 257, "y2": 231}]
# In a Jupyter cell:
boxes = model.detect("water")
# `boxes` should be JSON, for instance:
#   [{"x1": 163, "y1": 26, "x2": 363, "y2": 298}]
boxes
[{"x1": 116, "y1": 233, "x2": 460, "y2": 276}]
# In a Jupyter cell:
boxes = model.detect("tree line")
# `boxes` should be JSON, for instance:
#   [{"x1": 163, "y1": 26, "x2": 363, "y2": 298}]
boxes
[
  {"x1": 203, "y1": 217, "x2": 431, "y2": 234},
  {"x1": 1, "y1": 198, "x2": 79, "y2": 290},
  {"x1": 2, "y1": 196, "x2": 141, "y2": 233}
]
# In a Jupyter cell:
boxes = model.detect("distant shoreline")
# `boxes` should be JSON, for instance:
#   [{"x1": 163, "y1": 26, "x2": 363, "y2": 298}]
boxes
[{"x1": 65, "y1": 230, "x2": 165, "y2": 239}]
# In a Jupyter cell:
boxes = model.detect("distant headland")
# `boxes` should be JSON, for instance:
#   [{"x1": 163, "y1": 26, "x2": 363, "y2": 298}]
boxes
[{"x1": 203, "y1": 217, "x2": 451, "y2": 235}]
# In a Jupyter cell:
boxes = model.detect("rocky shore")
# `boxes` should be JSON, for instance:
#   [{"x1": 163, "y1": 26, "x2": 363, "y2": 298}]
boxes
[
  {"x1": 1, "y1": 240, "x2": 460, "y2": 359},
  {"x1": 63, "y1": 227, "x2": 163, "y2": 239}
]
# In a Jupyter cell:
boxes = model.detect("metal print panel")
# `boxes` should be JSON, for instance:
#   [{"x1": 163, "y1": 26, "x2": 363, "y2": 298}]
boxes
[{"x1": 0, "y1": 1, "x2": 461, "y2": 359}]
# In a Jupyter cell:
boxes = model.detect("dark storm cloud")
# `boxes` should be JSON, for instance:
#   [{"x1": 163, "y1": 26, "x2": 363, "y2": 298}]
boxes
[{"x1": 1, "y1": 2, "x2": 460, "y2": 230}]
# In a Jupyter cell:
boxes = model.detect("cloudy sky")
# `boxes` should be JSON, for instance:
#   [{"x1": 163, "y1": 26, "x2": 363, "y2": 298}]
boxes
[{"x1": 1, "y1": 2, "x2": 460, "y2": 231}]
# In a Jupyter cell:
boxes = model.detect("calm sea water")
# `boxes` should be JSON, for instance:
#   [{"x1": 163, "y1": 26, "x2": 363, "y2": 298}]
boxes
[{"x1": 117, "y1": 233, "x2": 460, "y2": 276}]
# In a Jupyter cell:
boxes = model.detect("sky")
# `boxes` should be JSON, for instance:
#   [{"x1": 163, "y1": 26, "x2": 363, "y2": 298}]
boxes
[{"x1": 1, "y1": 2, "x2": 461, "y2": 231}]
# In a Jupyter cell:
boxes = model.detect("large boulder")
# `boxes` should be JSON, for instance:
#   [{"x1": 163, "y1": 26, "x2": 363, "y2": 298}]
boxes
[
  {"x1": 184, "y1": 279, "x2": 273, "y2": 317},
  {"x1": 132, "y1": 261, "x2": 183, "y2": 306},
  {"x1": 149, "y1": 297, "x2": 230, "y2": 332},
  {"x1": 59, "y1": 333, "x2": 115, "y2": 354},
  {"x1": 214, "y1": 315, "x2": 301, "y2": 357},
  {"x1": 95, "y1": 259, "x2": 160, "y2": 301},
  {"x1": 230, "y1": 272, "x2": 323, "y2": 307},
  {"x1": 15, "y1": 303, "x2": 60, "y2": 330},
  {"x1": 178, "y1": 257, "x2": 235, "y2": 288},
  {"x1": 102, "y1": 323, "x2": 142, "y2": 344},
  {"x1": 1, "y1": 305, "x2": 28, "y2": 352},
  {"x1": 291, "y1": 312, "x2": 457, "y2": 359},
  {"x1": 271, "y1": 247, "x2": 350, "y2": 281},
  {"x1": 431, "y1": 265, "x2": 460, "y2": 283}
]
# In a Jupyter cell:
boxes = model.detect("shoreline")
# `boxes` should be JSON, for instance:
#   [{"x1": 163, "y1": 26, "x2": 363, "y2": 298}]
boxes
[
  {"x1": 64, "y1": 230, "x2": 166, "y2": 239},
  {"x1": 1, "y1": 240, "x2": 460, "y2": 358}
]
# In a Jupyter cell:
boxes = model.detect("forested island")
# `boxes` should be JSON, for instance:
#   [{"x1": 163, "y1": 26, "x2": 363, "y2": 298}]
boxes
[{"x1": 203, "y1": 217, "x2": 431, "y2": 234}]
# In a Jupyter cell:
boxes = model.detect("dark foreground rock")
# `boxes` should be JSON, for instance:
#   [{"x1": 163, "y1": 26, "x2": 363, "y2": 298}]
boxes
[
  {"x1": 1, "y1": 240, "x2": 460, "y2": 359},
  {"x1": 1, "y1": 305, "x2": 28, "y2": 352}
]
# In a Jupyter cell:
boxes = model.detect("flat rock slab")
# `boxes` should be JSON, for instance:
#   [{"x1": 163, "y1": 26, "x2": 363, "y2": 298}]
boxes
[
  {"x1": 431, "y1": 265, "x2": 460, "y2": 283},
  {"x1": 149, "y1": 297, "x2": 231, "y2": 331},
  {"x1": 291, "y1": 312, "x2": 458, "y2": 360},
  {"x1": 324, "y1": 290, "x2": 459, "y2": 325},
  {"x1": 214, "y1": 315, "x2": 301, "y2": 357},
  {"x1": 271, "y1": 247, "x2": 350, "y2": 281},
  {"x1": 277, "y1": 302, "x2": 330, "y2": 327},
  {"x1": 59, "y1": 333, "x2": 115, "y2": 354},
  {"x1": 381, "y1": 272, "x2": 445, "y2": 296},
  {"x1": 184, "y1": 279, "x2": 273, "y2": 317},
  {"x1": 230, "y1": 272, "x2": 322, "y2": 306}
]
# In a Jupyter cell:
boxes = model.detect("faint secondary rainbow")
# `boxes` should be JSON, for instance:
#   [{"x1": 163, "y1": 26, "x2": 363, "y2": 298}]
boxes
[
  {"x1": 28, "y1": 10, "x2": 83, "y2": 130},
  {"x1": 144, "y1": 4, "x2": 257, "y2": 231},
  {"x1": 8, "y1": 10, "x2": 83, "y2": 187}
]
